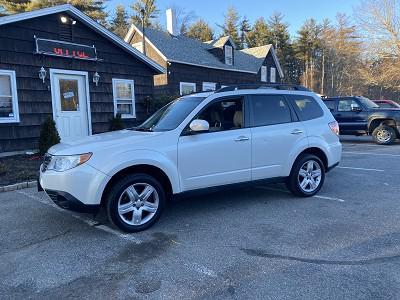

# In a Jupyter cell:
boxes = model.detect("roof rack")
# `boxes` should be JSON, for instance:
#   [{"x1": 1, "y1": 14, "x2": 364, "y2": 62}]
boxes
[{"x1": 215, "y1": 84, "x2": 311, "y2": 93}]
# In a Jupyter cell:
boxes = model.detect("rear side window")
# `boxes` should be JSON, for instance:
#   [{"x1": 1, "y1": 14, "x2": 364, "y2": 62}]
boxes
[
  {"x1": 286, "y1": 95, "x2": 324, "y2": 121},
  {"x1": 250, "y1": 95, "x2": 292, "y2": 127},
  {"x1": 324, "y1": 100, "x2": 336, "y2": 111}
]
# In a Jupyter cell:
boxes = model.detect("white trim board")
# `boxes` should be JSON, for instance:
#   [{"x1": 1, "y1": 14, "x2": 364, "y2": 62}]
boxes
[
  {"x1": 0, "y1": 69, "x2": 20, "y2": 123},
  {"x1": 0, "y1": 4, "x2": 165, "y2": 74},
  {"x1": 49, "y1": 68, "x2": 92, "y2": 136}
]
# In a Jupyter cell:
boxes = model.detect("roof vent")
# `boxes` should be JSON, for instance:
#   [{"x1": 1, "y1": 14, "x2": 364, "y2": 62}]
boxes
[{"x1": 166, "y1": 8, "x2": 178, "y2": 36}]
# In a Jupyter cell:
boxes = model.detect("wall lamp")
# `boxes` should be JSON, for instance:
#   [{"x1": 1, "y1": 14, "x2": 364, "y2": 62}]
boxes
[
  {"x1": 93, "y1": 72, "x2": 100, "y2": 86},
  {"x1": 39, "y1": 66, "x2": 47, "y2": 83}
]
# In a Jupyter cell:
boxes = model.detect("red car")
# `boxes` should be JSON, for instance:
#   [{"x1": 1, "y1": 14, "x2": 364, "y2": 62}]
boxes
[{"x1": 373, "y1": 100, "x2": 400, "y2": 109}]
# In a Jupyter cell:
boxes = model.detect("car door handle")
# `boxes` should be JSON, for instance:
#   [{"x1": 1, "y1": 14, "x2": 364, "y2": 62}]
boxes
[
  {"x1": 234, "y1": 136, "x2": 250, "y2": 142},
  {"x1": 291, "y1": 129, "x2": 304, "y2": 135}
]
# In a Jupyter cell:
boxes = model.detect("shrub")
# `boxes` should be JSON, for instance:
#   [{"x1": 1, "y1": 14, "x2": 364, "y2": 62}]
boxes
[
  {"x1": 0, "y1": 162, "x2": 7, "y2": 175},
  {"x1": 144, "y1": 95, "x2": 178, "y2": 115},
  {"x1": 38, "y1": 116, "x2": 61, "y2": 155},
  {"x1": 109, "y1": 113, "x2": 124, "y2": 131}
]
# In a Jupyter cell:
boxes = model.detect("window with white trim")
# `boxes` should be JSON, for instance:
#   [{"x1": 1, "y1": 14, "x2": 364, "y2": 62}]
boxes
[
  {"x1": 180, "y1": 82, "x2": 196, "y2": 95},
  {"x1": 261, "y1": 66, "x2": 267, "y2": 82},
  {"x1": 112, "y1": 79, "x2": 136, "y2": 118},
  {"x1": 270, "y1": 67, "x2": 276, "y2": 83},
  {"x1": 224, "y1": 45, "x2": 233, "y2": 65},
  {"x1": 202, "y1": 82, "x2": 216, "y2": 91},
  {"x1": 0, "y1": 70, "x2": 19, "y2": 123}
]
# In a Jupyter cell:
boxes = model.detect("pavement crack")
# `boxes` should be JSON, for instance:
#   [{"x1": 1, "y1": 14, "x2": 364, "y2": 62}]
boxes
[
  {"x1": 241, "y1": 248, "x2": 400, "y2": 266},
  {"x1": 4, "y1": 230, "x2": 71, "y2": 254}
]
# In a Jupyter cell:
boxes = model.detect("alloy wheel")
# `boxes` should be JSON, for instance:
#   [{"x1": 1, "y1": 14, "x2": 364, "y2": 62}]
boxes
[
  {"x1": 117, "y1": 183, "x2": 159, "y2": 226},
  {"x1": 297, "y1": 160, "x2": 322, "y2": 193}
]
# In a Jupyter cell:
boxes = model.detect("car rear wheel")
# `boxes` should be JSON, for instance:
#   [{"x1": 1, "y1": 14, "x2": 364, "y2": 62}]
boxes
[
  {"x1": 286, "y1": 154, "x2": 325, "y2": 197},
  {"x1": 372, "y1": 125, "x2": 396, "y2": 145},
  {"x1": 106, "y1": 173, "x2": 166, "y2": 232}
]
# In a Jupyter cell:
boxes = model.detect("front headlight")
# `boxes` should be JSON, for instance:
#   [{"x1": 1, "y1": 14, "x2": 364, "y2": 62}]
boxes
[{"x1": 47, "y1": 153, "x2": 92, "y2": 172}]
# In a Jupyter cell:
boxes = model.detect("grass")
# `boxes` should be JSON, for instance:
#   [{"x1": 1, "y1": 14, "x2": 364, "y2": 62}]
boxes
[{"x1": 0, "y1": 155, "x2": 42, "y2": 187}]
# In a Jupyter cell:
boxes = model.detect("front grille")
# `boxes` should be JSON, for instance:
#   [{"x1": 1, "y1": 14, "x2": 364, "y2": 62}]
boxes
[{"x1": 41, "y1": 154, "x2": 52, "y2": 172}]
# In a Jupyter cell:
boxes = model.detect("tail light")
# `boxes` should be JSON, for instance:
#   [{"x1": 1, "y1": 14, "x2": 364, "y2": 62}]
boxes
[{"x1": 329, "y1": 121, "x2": 340, "y2": 136}]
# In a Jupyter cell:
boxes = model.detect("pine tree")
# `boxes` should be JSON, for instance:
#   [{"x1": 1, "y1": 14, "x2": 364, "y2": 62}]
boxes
[
  {"x1": 110, "y1": 5, "x2": 129, "y2": 38},
  {"x1": 38, "y1": 116, "x2": 61, "y2": 155},
  {"x1": 0, "y1": 0, "x2": 108, "y2": 24},
  {"x1": 220, "y1": 6, "x2": 240, "y2": 46},
  {"x1": 186, "y1": 19, "x2": 214, "y2": 41},
  {"x1": 239, "y1": 16, "x2": 251, "y2": 49},
  {"x1": 246, "y1": 17, "x2": 270, "y2": 48},
  {"x1": 131, "y1": 0, "x2": 159, "y2": 28}
]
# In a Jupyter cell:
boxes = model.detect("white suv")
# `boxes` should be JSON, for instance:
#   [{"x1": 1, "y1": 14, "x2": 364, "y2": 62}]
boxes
[{"x1": 39, "y1": 85, "x2": 342, "y2": 232}]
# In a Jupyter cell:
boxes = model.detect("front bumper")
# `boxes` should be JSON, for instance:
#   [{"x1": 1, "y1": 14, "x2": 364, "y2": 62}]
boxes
[
  {"x1": 39, "y1": 162, "x2": 110, "y2": 207},
  {"x1": 45, "y1": 189, "x2": 100, "y2": 213}
]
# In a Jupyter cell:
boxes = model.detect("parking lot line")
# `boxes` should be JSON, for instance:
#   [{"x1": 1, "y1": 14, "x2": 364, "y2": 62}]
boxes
[
  {"x1": 256, "y1": 186, "x2": 345, "y2": 203},
  {"x1": 343, "y1": 151, "x2": 400, "y2": 157},
  {"x1": 16, "y1": 190, "x2": 142, "y2": 243},
  {"x1": 337, "y1": 166, "x2": 384, "y2": 172}
]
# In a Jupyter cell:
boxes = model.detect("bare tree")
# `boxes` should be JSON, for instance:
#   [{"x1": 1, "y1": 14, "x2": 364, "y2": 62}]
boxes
[
  {"x1": 356, "y1": 0, "x2": 400, "y2": 90},
  {"x1": 168, "y1": 4, "x2": 196, "y2": 35}
]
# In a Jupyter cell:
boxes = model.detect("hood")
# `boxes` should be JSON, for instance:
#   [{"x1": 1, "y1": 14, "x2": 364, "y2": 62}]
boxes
[{"x1": 48, "y1": 130, "x2": 163, "y2": 155}]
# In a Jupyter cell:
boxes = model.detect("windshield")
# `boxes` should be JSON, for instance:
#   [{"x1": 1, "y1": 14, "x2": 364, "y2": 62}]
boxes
[
  {"x1": 133, "y1": 96, "x2": 205, "y2": 132},
  {"x1": 357, "y1": 96, "x2": 379, "y2": 109}
]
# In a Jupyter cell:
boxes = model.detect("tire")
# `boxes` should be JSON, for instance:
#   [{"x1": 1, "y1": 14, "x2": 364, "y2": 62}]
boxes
[
  {"x1": 286, "y1": 154, "x2": 325, "y2": 197},
  {"x1": 372, "y1": 125, "x2": 396, "y2": 145},
  {"x1": 106, "y1": 173, "x2": 166, "y2": 232}
]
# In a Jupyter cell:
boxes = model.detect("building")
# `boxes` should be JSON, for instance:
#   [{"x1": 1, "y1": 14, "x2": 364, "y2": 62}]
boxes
[
  {"x1": 0, "y1": 4, "x2": 165, "y2": 154},
  {"x1": 125, "y1": 9, "x2": 283, "y2": 96}
]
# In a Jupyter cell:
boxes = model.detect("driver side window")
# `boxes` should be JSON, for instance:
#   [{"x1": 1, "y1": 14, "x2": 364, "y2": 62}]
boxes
[
  {"x1": 196, "y1": 98, "x2": 244, "y2": 132},
  {"x1": 338, "y1": 99, "x2": 360, "y2": 112}
]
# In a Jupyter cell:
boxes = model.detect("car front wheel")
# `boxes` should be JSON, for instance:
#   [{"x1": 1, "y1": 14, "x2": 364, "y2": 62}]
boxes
[
  {"x1": 106, "y1": 173, "x2": 166, "y2": 232},
  {"x1": 286, "y1": 154, "x2": 325, "y2": 197}
]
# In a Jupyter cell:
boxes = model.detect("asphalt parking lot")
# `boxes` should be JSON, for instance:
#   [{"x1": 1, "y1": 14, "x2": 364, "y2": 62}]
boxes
[{"x1": 1, "y1": 136, "x2": 400, "y2": 299}]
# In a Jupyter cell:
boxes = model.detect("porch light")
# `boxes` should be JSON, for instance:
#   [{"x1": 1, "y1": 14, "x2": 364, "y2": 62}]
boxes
[
  {"x1": 38, "y1": 66, "x2": 47, "y2": 83},
  {"x1": 60, "y1": 16, "x2": 68, "y2": 23},
  {"x1": 92, "y1": 72, "x2": 100, "y2": 86}
]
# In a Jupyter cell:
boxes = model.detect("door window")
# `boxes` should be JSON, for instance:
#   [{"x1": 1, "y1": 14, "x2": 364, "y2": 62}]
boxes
[
  {"x1": 286, "y1": 95, "x2": 323, "y2": 121},
  {"x1": 196, "y1": 98, "x2": 244, "y2": 132},
  {"x1": 59, "y1": 79, "x2": 80, "y2": 111},
  {"x1": 338, "y1": 99, "x2": 360, "y2": 112},
  {"x1": 250, "y1": 95, "x2": 292, "y2": 127},
  {"x1": 324, "y1": 100, "x2": 336, "y2": 111}
]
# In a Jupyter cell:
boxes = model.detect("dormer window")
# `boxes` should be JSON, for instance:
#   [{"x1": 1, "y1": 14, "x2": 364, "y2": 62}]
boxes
[{"x1": 224, "y1": 45, "x2": 233, "y2": 65}]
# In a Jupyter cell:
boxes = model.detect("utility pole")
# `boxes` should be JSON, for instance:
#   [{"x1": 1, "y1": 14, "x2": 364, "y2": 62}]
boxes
[{"x1": 141, "y1": 8, "x2": 147, "y2": 56}]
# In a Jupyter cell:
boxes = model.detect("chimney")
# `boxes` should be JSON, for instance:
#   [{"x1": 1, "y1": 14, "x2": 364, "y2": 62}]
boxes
[{"x1": 166, "y1": 8, "x2": 177, "y2": 36}]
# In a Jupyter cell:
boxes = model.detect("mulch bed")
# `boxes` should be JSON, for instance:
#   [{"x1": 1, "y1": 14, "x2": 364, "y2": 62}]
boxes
[{"x1": 0, "y1": 154, "x2": 43, "y2": 187}]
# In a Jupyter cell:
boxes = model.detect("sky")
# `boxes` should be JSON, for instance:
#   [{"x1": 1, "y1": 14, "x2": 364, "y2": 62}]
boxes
[{"x1": 106, "y1": 0, "x2": 362, "y2": 37}]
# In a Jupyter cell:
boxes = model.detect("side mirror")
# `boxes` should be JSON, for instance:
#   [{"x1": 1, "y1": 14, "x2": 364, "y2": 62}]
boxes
[{"x1": 189, "y1": 119, "x2": 209, "y2": 133}]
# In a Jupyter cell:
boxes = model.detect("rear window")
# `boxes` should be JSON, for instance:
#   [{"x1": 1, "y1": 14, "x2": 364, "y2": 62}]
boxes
[
  {"x1": 286, "y1": 95, "x2": 324, "y2": 121},
  {"x1": 249, "y1": 95, "x2": 292, "y2": 127}
]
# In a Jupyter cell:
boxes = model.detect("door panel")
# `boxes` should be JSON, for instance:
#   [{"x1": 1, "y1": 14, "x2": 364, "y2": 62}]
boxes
[
  {"x1": 178, "y1": 128, "x2": 252, "y2": 191},
  {"x1": 52, "y1": 73, "x2": 89, "y2": 142},
  {"x1": 335, "y1": 99, "x2": 368, "y2": 133},
  {"x1": 251, "y1": 122, "x2": 307, "y2": 179}
]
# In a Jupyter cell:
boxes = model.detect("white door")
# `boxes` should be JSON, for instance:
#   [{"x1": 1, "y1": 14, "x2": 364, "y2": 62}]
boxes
[
  {"x1": 52, "y1": 73, "x2": 89, "y2": 142},
  {"x1": 178, "y1": 97, "x2": 251, "y2": 191},
  {"x1": 249, "y1": 94, "x2": 307, "y2": 179}
]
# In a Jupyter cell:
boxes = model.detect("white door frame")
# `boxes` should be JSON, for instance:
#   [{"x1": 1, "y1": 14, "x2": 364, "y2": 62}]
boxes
[{"x1": 49, "y1": 69, "x2": 92, "y2": 136}]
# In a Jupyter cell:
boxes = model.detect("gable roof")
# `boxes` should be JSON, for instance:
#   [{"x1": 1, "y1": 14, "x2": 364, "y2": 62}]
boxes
[
  {"x1": 125, "y1": 24, "x2": 283, "y2": 77},
  {"x1": 0, "y1": 4, "x2": 165, "y2": 74},
  {"x1": 205, "y1": 36, "x2": 237, "y2": 49}
]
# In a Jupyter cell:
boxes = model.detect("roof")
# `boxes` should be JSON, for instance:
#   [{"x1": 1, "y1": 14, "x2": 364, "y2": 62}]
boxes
[
  {"x1": 0, "y1": 4, "x2": 165, "y2": 74},
  {"x1": 126, "y1": 24, "x2": 283, "y2": 77},
  {"x1": 205, "y1": 36, "x2": 237, "y2": 49}
]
